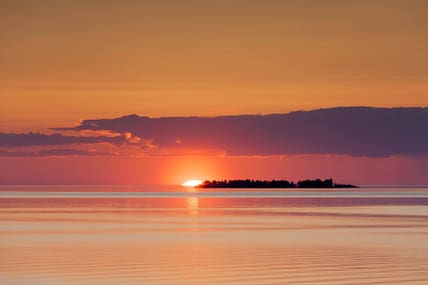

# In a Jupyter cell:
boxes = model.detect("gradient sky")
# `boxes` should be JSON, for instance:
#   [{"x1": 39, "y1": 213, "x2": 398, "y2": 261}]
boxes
[
  {"x1": 2, "y1": 0, "x2": 428, "y2": 131},
  {"x1": 1, "y1": 1, "x2": 427, "y2": 185}
]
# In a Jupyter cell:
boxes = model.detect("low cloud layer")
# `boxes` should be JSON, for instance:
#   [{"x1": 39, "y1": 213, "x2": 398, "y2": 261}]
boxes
[
  {"x1": 1, "y1": 107, "x2": 427, "y2": 157},
  {"x1": 0, "y1": 132, "x2": 125, "y2": 147},
  {"x1": 46, "y1": 107, "x2": 428, "y2": 157},
  {"x1": 0, "y1": 149, "x2": 117, "y2": 157}
]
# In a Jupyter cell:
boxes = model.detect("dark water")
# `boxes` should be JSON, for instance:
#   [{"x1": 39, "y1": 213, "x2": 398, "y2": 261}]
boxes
[{"x1": 1, "y1": 186, "x2": 428, "y2": 284}]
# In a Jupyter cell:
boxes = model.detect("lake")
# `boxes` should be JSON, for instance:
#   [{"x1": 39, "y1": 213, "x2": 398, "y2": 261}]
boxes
[{"x1": 1, "y1": 185, "x2": 428, "y2": 284}]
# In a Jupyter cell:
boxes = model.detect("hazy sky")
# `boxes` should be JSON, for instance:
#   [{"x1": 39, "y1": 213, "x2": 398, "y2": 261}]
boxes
[{"x1": 1, "y1": 0, "x2": 428, "y2": 131}]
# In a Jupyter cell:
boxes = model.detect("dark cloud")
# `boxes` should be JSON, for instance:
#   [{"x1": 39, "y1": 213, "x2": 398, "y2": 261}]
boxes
[
  {"x1": 0, "y1": 149, "x2": 117, "y2": 157},
  {"x1": 52, "y1": 107, "x2": 428, "y2": 157},
  {"x1": 0, "y1": 132, "x2": 125, "y2": 147}
]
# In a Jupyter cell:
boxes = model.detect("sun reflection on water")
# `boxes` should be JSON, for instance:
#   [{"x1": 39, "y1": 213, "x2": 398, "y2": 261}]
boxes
[{"x1": 186, "y1": 196, "x2": 199, "y2": 215}]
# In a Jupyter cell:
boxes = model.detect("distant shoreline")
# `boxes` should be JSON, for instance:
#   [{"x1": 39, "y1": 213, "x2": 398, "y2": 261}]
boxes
[{"x1": 196, "y1": 179, "x2": 358, "y2": 189}]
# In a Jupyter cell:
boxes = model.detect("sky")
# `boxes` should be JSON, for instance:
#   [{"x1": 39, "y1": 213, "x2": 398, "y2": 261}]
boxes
[{"x1": 1, "y1": 1, "x2": 427, "y2": 185}]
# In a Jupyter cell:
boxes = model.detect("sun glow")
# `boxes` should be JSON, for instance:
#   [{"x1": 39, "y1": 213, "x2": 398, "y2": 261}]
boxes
[{"x1": 182, "y1": 180, "x2": 202, "y2": 187}]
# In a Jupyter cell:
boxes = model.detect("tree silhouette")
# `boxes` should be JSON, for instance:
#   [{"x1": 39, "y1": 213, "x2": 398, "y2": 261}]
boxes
[{"x1": 197, "y1": 178, "x2": 356, "y2": 189}]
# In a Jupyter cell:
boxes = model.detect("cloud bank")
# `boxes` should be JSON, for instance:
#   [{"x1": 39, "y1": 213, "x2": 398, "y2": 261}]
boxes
[
  {"x1": 1, "y1": 107, "x2": 427, "y2": 157},
  {"x1": 54, "y1": 107, "x2": 428, "y2": 157},
  {"x1": 0, "y1": 132, "x2": 125, "y2": 147},
  {"x1": 0, "y1": 149, "x2": 117, "y2": 157}
]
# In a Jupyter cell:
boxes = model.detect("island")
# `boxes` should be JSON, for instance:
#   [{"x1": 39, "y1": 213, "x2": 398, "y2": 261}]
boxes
[{"x1": 196, "y1": 179, "x2": 357, "y2": 189}]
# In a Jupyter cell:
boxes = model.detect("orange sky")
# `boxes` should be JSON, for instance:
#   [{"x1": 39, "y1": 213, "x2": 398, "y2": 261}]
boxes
[
  {"x1": 1, "y1": 154, "x2": 428, "y2": 185},
  {"x1": 1, "y1": 1, "x2": 427, "y2": 185},
  {"x1": 1, "y1": 1, "x2": 428, "y2": 132}
]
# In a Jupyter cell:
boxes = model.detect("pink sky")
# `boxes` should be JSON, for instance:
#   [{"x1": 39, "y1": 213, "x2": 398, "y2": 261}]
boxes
[
  {"x1": 1, "y1": 1, "x2": 428, "y2": 185},
  {"x1": 1, "y1": 154, "x2": 427, "y2": 186}
]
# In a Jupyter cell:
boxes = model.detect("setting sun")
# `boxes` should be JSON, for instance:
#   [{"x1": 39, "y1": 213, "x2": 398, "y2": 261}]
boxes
[{"x1": 182, "y1": 180, "x2": 202, "y2": 187}]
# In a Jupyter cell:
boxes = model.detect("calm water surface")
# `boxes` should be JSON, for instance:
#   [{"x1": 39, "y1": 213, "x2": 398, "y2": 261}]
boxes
[{"x1": 1, "y1": 186, "x2": 428, "y2": 285}]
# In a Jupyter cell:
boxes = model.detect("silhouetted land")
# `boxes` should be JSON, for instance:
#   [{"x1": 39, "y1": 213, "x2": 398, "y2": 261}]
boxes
[{"x1": 196, "y1": 179, "x2": 357, "y2": 189}]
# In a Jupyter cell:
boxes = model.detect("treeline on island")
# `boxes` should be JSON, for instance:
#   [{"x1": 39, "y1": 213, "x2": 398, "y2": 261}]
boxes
[{"x1": 196, "y1": 179, "x2": 357, "y2": 189}]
